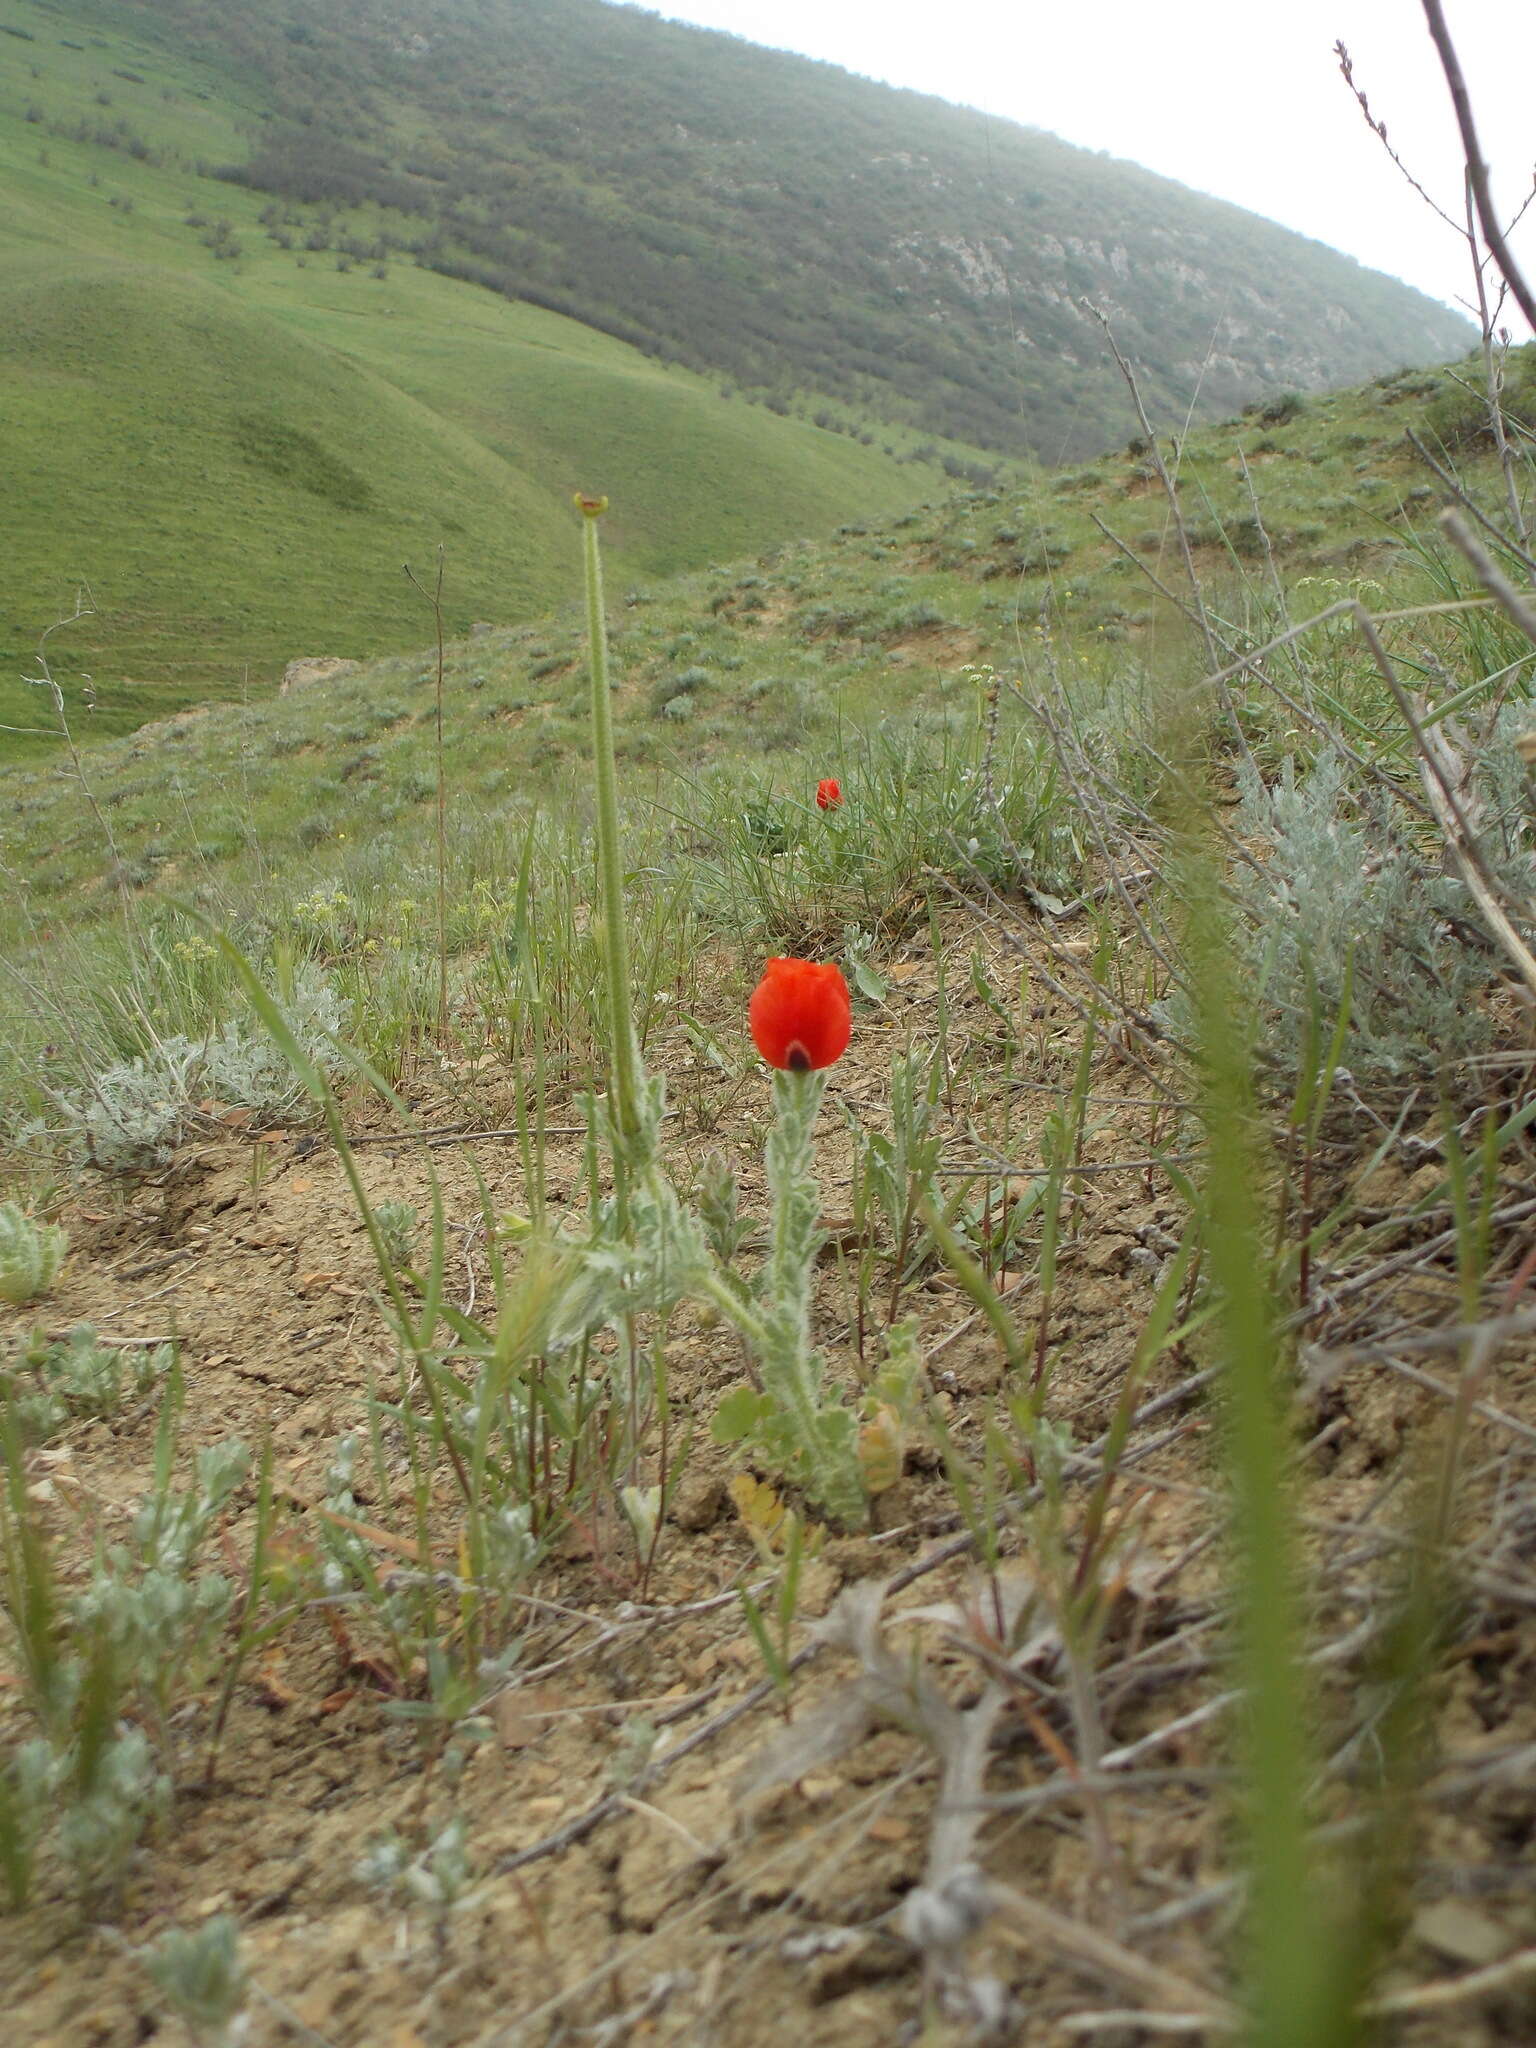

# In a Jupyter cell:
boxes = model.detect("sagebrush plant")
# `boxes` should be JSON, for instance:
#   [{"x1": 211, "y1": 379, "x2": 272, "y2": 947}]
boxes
[
  {"x1": 143, "y1": 1913, "x2": 248, "y2": 2048},
  {"x1": 41, "y1": 963, "x2": 346, "y2": 1170},
  {"x1": 0, "y1": 1371, "x2": 249, "y2": 1910},
  {"x1": 2, "y1": 1324, "x2": 173, "y2": 1444},
  {"x1": 0, "y1": 1201, "x2": 67, "y2": 1306},
  {"x1": 373, "y1": 1199, "x2": 419, "y2": 1273},
  {"x1": 1233, "y1": 750, "x2": 1500, "y2": 1081},
  {"x1": 0, "y1": 1413, "x2": 174, "y2": 1908},
  {"x1": 356, "y1": 1815, "x2": 477, "y2": 1937}
]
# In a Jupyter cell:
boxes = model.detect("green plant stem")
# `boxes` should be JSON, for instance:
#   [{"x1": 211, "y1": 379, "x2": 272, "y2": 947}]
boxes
[
  {"x1": 704, "y1": 1071, "x2": 862, "y2": 1518},
  {"x1": 1185, "y1": 832, "x2": 1343, "y2": 2048},
  {"x1": 579, "y1": 507, "x2": 642, "y2": 1167},
  {"x1": 765, "y1": 1067, "x2": 824, "y2": 1342}
]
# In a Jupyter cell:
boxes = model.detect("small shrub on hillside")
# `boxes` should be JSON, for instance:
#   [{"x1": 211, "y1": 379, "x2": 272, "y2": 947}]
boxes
[
  {"x1": 1234, "y1": 753, "x2": 1504, "y2": 1081},
  {"x1": 202, "y1": 971, "x2": 346, "y2": 1113},
  {"x1": 57, "y1": 1039, "x2": 203, "y2": 1171},
  {"x1": 1465, "y1": 703, "x2": 1536, "y2": 902},
  {"x1": 1259, "y1": 390, "x2": 1306, "y2": 426},
  {"x1": 53, "y1": 970, "x2": 346, "y2": 1169},
  {"x1": 652, "y1": 665, "x2": 710, "y2": 716},
  {"x1": 742, "y1": 678, "x2": 816, "y2": 749},
  {"x1": 795, "y1": 602, "x2": 871, "y2": 641},
  {"x1": 1423, "y1": 352, "x2": 1536, "y2": 451},
  {"x1": 882, "y1": 599, "x2": 946, "y2": 636}
]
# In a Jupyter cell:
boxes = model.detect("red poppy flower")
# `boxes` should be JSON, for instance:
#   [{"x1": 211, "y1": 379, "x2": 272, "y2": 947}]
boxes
[
  {"x1": 749, "y1": 958, "x2": 852, "y2": 1072},
  {"x1": 815, "y1": 778, "x2": 843, "y2": 811}
]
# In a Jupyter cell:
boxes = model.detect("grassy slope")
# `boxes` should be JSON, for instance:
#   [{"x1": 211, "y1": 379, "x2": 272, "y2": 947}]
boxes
[
  {"x1": 42, "y1": 0, "x2": 1476, "y2": 457},
  {"x1": 0, "y1": 6, "x2": 939, "y2": 749},
  {"x1": 0, "y1": 343, "x2": 1521, "y2": 968}
]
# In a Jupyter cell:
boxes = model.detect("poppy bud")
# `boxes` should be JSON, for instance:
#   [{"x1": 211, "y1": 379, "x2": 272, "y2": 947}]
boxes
[
  {"x1": 815, "y1": 778, "x2": 843, "y2": 811},
  {"x1": 748, "y1": 958, "x2": 852, "y2": 1072}
]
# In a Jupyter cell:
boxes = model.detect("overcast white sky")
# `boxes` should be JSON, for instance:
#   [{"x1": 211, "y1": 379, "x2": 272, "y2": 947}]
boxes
[{"x1": 616, "y1": 0, "x2": 1535, "y2": 338}]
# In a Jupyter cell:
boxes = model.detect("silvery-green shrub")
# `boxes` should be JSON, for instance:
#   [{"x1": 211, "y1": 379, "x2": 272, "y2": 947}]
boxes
[
  {"x1": 1235, "y1": 752, "x2": 1503, "y2": 1081},
  {"x1": 0, "y1": 1201, "x2": 67, "y2": 1305},
  {"x1": 56, "y1": 967, "x2": 346, "y2": 1169}
]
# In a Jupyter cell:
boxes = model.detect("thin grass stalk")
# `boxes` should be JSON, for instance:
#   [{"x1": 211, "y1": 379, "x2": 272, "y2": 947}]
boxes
[
  {"x1": 576, "y1": 498, "x2": 644, "y2": 1185},
  {"x1": 1183, "y1": 825, "x2": 1348, "y2": 2048}
]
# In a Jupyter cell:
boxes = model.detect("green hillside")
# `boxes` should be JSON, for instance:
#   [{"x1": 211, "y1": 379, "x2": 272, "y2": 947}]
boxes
[
  {"x1": 0, "y1": 4, "x2": 942, "y2": 748},
  {"x1": 26, "y1": 0, "x2": 1474, "y2": 455},
  {"x1": 2, "y1": 339, "x2": 1528, "y2": 968}
]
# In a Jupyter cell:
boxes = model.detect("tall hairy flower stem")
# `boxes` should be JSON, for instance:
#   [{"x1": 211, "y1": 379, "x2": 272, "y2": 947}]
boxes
[
  {"x1": 576, "y1": 496, "x2": 645, "y2": 1198},
  {"x1": 762, "y1": 1067, "x2": 863, "y2": 1521},
  {"x1": 762, "y1": 1065, "x2": 828, "y2": 1410},
  {"x1": 705, "y1": 1065, "x2": 864, "y2": 1523}
]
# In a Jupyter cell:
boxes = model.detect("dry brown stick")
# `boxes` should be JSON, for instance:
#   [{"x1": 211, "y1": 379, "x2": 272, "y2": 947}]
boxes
[
  {"x1": 1091, "y1": 512, "x2": 1208, "y2": 631},
  {"x1": 1022, "y1": 694, "x2": 1184, "y2": 984},
  {"x1": 1056, "y1": 870, "x2": 1158, "y2": 913},
  {"x1": 942, "y1": 1150, "x2": 1194, "y2": 1180},
  {"x1": 492, "y1": 1644, "x2": 819, "y2": 1878},
  {"x1": 105, "y1": 1244, "x2": 200, "y2": 1282},
  {"x1": 1094, "y1": 1615, "x2": 1383, "y2": 1778},
  {"x1": 1420, "y1": 0, "x2": 1536, "y2": 337},
  {"x1": 987, "y1": 1878, "x2": 1238, "y2": 2026},
  {"x1": 1366, "y1": 1351, "x2": 1536, "y2": 1453},
  {"x1": 347, "y1": 1119, "x2": 668, "y2": 1145},
  {"x1": 1412, "y1": 705, "x2": 1536, "y2": 1004},
  {"x1": 1364, "y1": 1943, "x2": 1536, "y2": 2016},
  {"x1": 1003, "y1": 1075, "x2": 1179, "y2": 1109},
  {"x1": 924, "y1": 865, "x2": 1174, "y2": 1092},
  {"x1": 1406, "y1": 431, "x2": 1536, "y2": 579},
  {"x1": 1309, "y1": 1303, "x2": 1536, "y2": 1357},
  {"x1": 1438, "y1": 508, "x2": 1536, "y2": 644},
  {"x1": 1318, "y1": 1195, "x2": 1536, "y2": 1309},
  {"x1": 1335, "y1": 40, "x2": 1464, "y2": 235},
  {"x1": 1059, "y1": 2012, "x2": 1231, "y2": 2036},
  {"x1": 491, "y1": 1356, "x2": 1219, "y2": 1883},
  {"x1": 1082, "y1": 306, "x2": 1221, "y2": 673},
  {"x1": 1128, "y1": 1818, "x2": 1368, "y2": 1938},
  {"x1": 1230, "y1": 647, "x2": 1441, "y2": 825},
  {"x1": 1183, "y1": 593, "x2": 1491, "y2": 704}
]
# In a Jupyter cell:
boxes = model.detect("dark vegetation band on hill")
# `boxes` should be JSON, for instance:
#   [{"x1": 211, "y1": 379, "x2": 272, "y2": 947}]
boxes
[{"x1": 51, "y1": 0, "x2": 1471, "y2": 459}]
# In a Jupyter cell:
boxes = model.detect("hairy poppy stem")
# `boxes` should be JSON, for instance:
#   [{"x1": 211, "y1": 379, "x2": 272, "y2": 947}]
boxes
[{"x1": 577, "y1": 499, "x2": 643, "y2": 1175}]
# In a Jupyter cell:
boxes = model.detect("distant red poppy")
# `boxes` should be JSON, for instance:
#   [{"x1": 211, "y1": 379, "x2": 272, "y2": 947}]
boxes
[
  {"x1": 815, "y1": 778, "x2": 843, "y2": 811},
  {"x1": 749, "y1": 958, "x2": 852, "y2": 1072}
]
